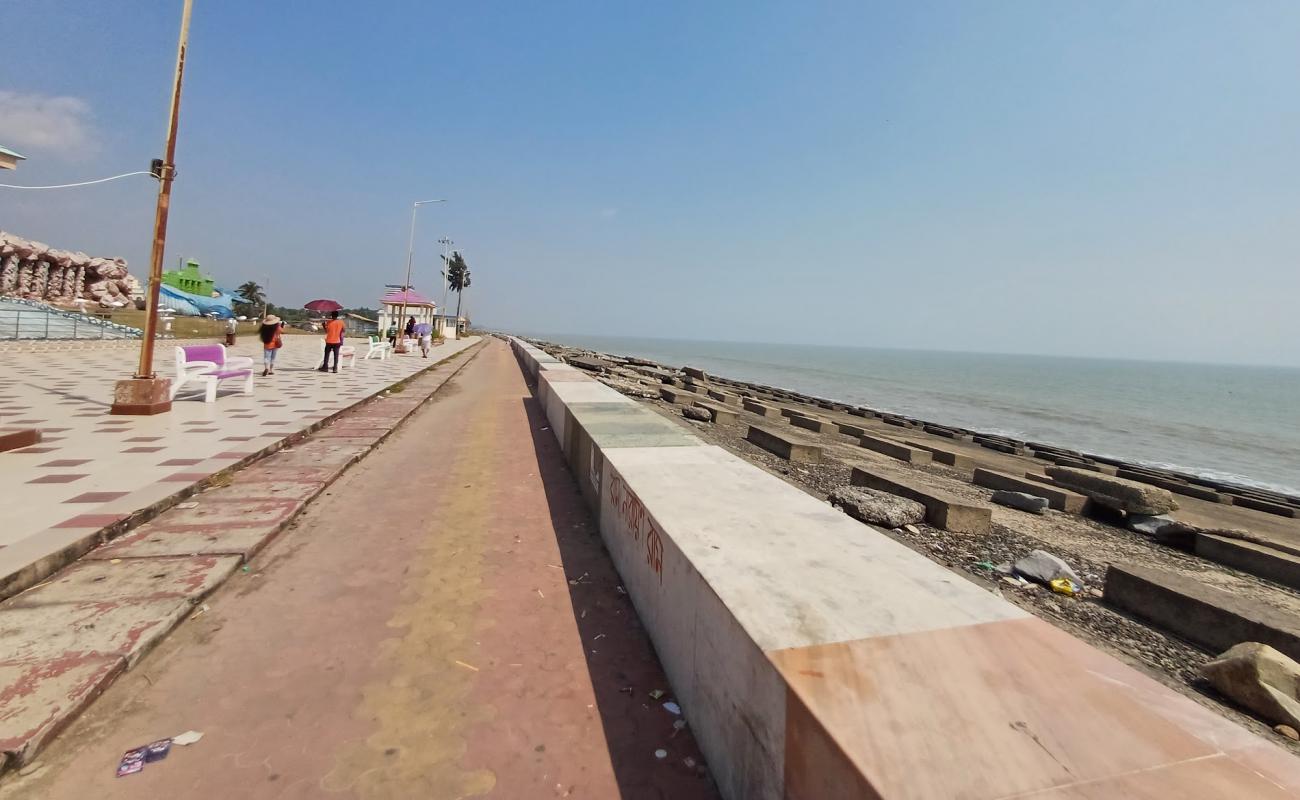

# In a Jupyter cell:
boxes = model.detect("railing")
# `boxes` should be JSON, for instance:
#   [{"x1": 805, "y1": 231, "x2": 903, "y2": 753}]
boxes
[{"x1": 0, "y1": 304, "x2": 144, "y2": 340}]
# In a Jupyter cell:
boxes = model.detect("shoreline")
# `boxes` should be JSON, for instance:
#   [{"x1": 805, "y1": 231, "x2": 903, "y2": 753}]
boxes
[{"x1": 520, "y1": 335, "x2": 1300, "y2": 509}]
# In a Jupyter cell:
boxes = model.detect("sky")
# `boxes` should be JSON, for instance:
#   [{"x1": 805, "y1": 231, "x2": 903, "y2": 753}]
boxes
[{"x1": 2, "y1": 1, "x2": 1298, "y2": 366}]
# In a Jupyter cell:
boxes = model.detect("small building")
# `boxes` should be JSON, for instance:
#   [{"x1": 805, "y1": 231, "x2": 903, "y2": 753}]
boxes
[
  {"x1": 344, "y1": 312, "x2": 378, "y2": 336},
  {"x1": 0, "y1": 145, "x2": 25, "y2": 171},
  {"x1": 163, "y1": 258, "x2": 216, "y2": 297},
  {"x1": 377, "y1": 288, "x2": 437, "y2": 337}
]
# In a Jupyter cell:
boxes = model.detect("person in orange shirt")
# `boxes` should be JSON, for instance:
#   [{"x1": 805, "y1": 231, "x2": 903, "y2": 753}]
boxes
[{"x1": 318, "y1": 310, "x2": 346, "y2": 373}]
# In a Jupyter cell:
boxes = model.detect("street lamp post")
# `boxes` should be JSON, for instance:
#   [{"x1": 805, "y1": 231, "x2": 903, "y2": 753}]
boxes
[
  {"x1": 393, "y1": 199, "x2": 444, "y2": 354},
  {"x1": 111, "y1": 0, "x2": 194, "y2": 415}
]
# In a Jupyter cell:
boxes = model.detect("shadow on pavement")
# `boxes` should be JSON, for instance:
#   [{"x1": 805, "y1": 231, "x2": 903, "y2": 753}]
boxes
[{"x1": 518, "y1": 389, "x2": 719, "y2": 800}]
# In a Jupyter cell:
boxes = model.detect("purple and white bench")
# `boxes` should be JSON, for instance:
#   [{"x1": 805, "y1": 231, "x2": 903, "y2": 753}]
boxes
[{"x1": 169, "y1": 344, "x2": 255, "y2": 403}]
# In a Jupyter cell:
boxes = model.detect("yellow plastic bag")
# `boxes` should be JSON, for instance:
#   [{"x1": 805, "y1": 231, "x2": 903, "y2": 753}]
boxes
[{"x1": 1050, "y1": 578, "x2": 1076, "y2": 596}]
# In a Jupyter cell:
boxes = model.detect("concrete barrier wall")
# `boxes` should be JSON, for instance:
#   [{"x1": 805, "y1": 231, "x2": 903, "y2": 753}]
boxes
[{"x1": 507, "y1": 338, "x2": 1300, "y2": 799}]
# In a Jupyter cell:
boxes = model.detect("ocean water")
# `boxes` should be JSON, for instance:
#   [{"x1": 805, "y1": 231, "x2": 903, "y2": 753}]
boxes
[{"x1": 529, "y1": 334, "x2": 1300, "y2": 496}]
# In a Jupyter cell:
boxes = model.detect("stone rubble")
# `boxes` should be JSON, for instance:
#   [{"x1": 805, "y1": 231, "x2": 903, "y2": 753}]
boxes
[{"x1": 0, "y1": 231, "x2": 141, "y2": 307}]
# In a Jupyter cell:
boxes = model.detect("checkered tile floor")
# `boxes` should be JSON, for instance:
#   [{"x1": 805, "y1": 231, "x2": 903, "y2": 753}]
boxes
[{"x1": 0, "y1": 336, "x2": 477, "y2": 552}]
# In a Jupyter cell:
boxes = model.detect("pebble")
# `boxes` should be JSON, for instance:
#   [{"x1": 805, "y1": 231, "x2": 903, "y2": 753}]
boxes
[{"x1": 1276, "y1": 725, "x2": 1300, "y2": 741}]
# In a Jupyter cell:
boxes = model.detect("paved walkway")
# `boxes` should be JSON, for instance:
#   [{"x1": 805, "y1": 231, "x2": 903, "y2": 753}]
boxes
[
  {"x1": 1, "y1": 339, "x2": 717, "y2": 799},
  {"x1": 0, "y1": 336, "x2": 476, "y2": 594}
]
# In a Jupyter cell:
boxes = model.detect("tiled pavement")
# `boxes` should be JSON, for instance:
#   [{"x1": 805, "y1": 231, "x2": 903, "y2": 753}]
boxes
[
  {"x1": 0, "y1": 336, "x2": 478, "y2": 597},
  {"x1": 0, "y1": 339, "x2": 487, "y2": 773}
]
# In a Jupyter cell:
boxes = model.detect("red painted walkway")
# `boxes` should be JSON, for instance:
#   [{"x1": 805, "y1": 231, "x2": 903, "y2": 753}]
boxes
[{"x1": 3, "y1": 340, "x2": 716, "y2": 799}]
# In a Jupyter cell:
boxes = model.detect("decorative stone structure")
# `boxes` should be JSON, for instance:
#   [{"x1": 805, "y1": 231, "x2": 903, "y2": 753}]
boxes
[{"x1": 0, "y1": 231, "x2": 141, "y2": 307}]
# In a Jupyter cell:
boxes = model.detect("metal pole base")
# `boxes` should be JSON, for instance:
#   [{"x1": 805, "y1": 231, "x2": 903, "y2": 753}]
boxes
[{"x1": 110, "y1": 376, "x2": 173, "y2": 415}]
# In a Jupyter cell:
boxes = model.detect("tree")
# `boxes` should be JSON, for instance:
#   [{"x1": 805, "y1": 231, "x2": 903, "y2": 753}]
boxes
[
  {"x1": 444, "y1": 251, "x2": 472, "y2": 320},
  {"x1": 234, "y1": 281, "x2": 266, "y2": 318}
]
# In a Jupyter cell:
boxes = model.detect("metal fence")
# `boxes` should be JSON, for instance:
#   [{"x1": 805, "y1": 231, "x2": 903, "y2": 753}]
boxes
[{"x1": 0, "y1": 308, "x2": 142, "y2": 340}]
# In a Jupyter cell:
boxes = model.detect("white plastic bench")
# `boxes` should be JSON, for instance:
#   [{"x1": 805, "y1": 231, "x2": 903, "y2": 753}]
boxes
[
  {"x1": 170, "y1": 343, "x2": 254, "y2": 402},
  {"x1": 364, "y1": 335, "x2": 392, "y2": 360}
]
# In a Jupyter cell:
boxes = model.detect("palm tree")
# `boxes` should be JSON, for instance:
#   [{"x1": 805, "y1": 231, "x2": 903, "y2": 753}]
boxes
[
  {"x1": 236, "y1": 281, "x2": 265, "y2": 307},
  {"x1": 444, "y1": 252, "x2": 472, "y2": 320}
]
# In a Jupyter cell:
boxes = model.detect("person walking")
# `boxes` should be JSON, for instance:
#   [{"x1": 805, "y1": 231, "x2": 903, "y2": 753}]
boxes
[
  {"x1": 417, "y1": 323, "x2": 432, "y2": 357},
  {"x1": 319, "y1": 310, "x2": 346, "y2": 373},
  {"x1": 258, "y1": 314, "x2": 283, "y2": 376}
]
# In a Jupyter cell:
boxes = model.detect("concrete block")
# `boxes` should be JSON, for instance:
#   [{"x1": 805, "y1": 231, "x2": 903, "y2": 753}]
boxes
[
  {"x1": 693, "y1": 400, "x2": 739, "y2": 426},
  {"x1": 858, "y1": 435, "x2": 932, "y2": 464},
  {"x1": 836, "y1": 422, "x2": 868, "y2": 438},
  {"x1": 1047, "y1": 467, "x2": 1178, "y2": 515},
  {"x1": 1116, "y1": 469, "x2": 1226, "y2": 503},
  {"x1": 742, "y1": 399, "x2": 780, "y2": 418},
  {"x1": 707, "y1": 388, "x2": 740, "y2": 406},
  {"x1": 923, "y1": 424, "x2": 971, "y2": 441},
  {"x1": 789, "y1": 413, "x2": 831, "y2": 434},
  {"x1": 1105, "y1": 564, "x2": 1300, "y2": 662},
  {"x1": 882, "y1": 417, "x2": 916, "y2": 429},
  {"x1": 683, "y1": 366, "x2": 708, "y2": 380},
  {"x1": 660, "y1": 386, "x2": 692, "y2": 404},
  {"x1": 1195, "y1": 535, "x2": 1300, "y2": 592},
  {"x1": 1232, "y1": 496, "x2": 1300, "y2": 518},
  {"x1": 746, "y1": 425, "x2": 822, "y2": 463},
  {"x1": 848, "y1": 407, "x2": 874, "y2": 418},
  {"x1": 974, "y1": 436, "x2": 1029, "y2": 455},
  {"x1": 567, "y1": 355, "x2": 610, "y2": 372},
  {"x1": 972, "y1": 468, "x2": 1088, "y2": 514},
  {"x1": 904, "y1": 440, "x2": 975, "y2": 470},
  {"x1": 850, "y1": 467, "x2": 991, "y2": 534}
]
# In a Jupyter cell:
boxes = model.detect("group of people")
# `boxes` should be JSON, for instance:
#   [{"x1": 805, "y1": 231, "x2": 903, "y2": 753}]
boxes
[
  {"x1": 255, "y1": 309, "x2": 348, "y2": 375},
  {"x1": 387, "y1": 315, "x2": 435, "y2": 357}
]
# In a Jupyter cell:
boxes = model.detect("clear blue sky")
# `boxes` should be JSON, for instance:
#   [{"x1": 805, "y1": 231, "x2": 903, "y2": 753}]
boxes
[{"x1": 3, "y1": 1, "x2": 1298, "y2": 365}]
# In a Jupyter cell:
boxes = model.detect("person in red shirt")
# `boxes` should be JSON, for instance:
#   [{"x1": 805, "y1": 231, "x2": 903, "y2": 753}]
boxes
[{"x1": 318, "y1": 310, "x2": 346, "y2": 373}]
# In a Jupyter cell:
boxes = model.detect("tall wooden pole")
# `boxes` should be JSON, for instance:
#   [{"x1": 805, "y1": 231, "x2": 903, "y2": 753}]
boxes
[{"x1": 135, "y1": 0, "x2": 194, "y2": 379}]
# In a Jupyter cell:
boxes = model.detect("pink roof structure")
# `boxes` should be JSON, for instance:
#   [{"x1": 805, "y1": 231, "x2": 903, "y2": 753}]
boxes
[{"x1": 380, "y1": 289, "x2": 436, "y2": 307}]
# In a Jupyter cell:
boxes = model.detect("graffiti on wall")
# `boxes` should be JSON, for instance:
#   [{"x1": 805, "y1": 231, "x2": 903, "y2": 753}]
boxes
[{"x1": 607, "y1": 469, "x2": 664, "y2": 584}]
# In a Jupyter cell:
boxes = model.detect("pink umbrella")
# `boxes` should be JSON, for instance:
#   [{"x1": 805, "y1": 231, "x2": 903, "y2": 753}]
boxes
[{"x1": 303, "y1": 299, "x2": 343, "y2": 313}]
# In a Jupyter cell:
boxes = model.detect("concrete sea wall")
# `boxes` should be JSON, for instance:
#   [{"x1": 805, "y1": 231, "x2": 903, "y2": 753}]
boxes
[{"x1": 507, "y1": 336, "x2": 1300, "y2": 799}]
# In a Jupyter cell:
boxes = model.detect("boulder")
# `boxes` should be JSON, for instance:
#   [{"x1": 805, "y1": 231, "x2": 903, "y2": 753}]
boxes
[
  {"x1": 1013, "y1": 549, "x2": 1082, "y2": 587},
  {"x1": 1046, "y1": 466, "x2": 1178, "y2": 515},
  {"x1": 1201, "y1": 642, "x2": 1300, "y2": 729},
  {"x1": 682, "y1": 406, "x2": 711, "y2": 422},
  {"x1": 828, "y1": 486, "x2": 925, "y2": 529},
  {"x1": 992, "y1": 490, "x2": 1049, "y2": 515}
]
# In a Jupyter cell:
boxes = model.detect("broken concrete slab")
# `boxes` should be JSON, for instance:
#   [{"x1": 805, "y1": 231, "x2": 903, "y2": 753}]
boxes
[
  {"x1": 0, "y1": 655, "x2": 124, "y2": 768},
  {"x1": 973, "y1": 468, "x2": 1088, "y2": 514},
  {"x1": 0, "y1": 596, "x2": 193, "y2": 668},
  {"x1": 1200, "y1": 642, "x2": 1300, "y2": 730},
  {"x1": 746, "y1": 425, "x2": 822, "y2": 463},
  {"x1": 6, "y1": 556, "x2": 238, "y2": 608},
  {"x1": 1046, "y1": 467, "x2": 1178, "y2": 515},
  {"x1": 828, "y1": 486, "x2": 925, "y2": 529},
  {"x1": 857, "y1": 435, "x2": 932, "y2": 464},
  {"x1": 850, "y1": 467, "x2": 992, "y2": 535},
  {"x1": 682, "y1": 406, "x2": 711, "y2": 422},
  {"x1": 567, "y1": 355, "x2": 611, "y2": 372},
  {"x1": 1105, "y1": 564, "x2": 1300, "y2": 662},
  {"x1": 993, "y1": 490, "x2": 1049, "y2": 515}
]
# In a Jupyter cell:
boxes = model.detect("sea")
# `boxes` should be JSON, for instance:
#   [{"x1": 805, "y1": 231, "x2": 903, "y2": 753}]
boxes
[{"x1": 527, "y1": 333, "x2": 1300, "y2": 497}]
